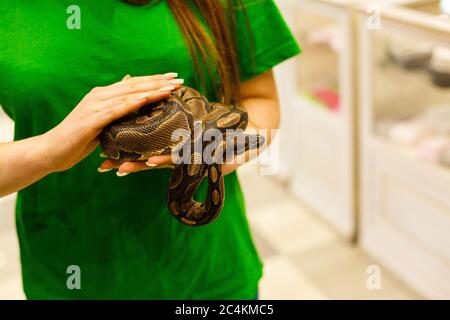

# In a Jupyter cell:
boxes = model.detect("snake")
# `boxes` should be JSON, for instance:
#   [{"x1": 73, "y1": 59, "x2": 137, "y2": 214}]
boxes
[{"x1": 100, "y1": 86, "x2": 264, "y2": 226}]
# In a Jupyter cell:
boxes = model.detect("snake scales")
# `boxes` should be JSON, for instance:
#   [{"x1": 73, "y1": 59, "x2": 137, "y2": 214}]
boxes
[{"x1": 100, "y1": 86, "x2": 264, "y2": 226}]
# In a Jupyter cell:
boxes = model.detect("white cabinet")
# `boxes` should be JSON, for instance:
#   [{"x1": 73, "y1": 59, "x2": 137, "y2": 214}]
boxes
[
  {"x1": 358, "y1": 0, "x2": 450, "y2": 298},
  {"x1": 275, "y1": 0, "x2": 371, "y2": 239}
]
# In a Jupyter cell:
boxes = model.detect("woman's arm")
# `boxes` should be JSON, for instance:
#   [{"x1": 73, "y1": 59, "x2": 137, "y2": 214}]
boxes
[
  {"x1": 222, "y1": 70, "x2": 280, "y2": 174},
  {"x1": 0, "y1": 134, "x2": 56, "y2": 197},
  {"x1": 0, "y1": 74, "x2": 182, "y2": 197},
  {"x1": 100, "y1": 70, "x2": 280, "y2": 175},
  {"x1": 239, "y1": 70, "x2": 280, "y2": 141}
]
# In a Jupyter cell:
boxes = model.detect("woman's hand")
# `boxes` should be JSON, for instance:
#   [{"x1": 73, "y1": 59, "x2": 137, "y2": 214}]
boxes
[
  {"x1": 0, "y1": 73, "x2": 184, "y2": 196},
  {"x1": 44, "y1": 73, "x2": 183, "y2": 173},
  {"x1": 98, "y1": 155, "x2": 175, "y2": 177},
  {"x1": 98, "y1": 70, "x2": 279, "y2": 177},
  {"x1": 98, "y1": 154, "x2": 241, "y2": 176}
]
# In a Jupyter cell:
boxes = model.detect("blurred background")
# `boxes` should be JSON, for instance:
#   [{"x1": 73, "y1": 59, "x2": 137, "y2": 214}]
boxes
[{"x1": 1, "y1": 0, "x2": 450, "y2": 299}]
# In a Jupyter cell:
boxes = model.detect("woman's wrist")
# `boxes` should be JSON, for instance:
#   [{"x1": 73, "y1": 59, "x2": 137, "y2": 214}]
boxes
[
  {"x1": 0, "y1": 133, "x2": 56, "y2": 197},
  {"x1": 30, "y1": 132, "x2": 59, "y2": 176}
]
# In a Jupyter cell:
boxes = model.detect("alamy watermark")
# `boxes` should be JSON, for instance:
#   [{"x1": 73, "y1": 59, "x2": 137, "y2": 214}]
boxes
[
  {"x1": 67, "y1": 5, "x2": 81, "y2": 30},
  {"x1": 366, "y1": 4, "x2": 382, "y2": 30},
  {"x1": 169, "y1": 125, "x2": 280, "y2": 175},
  {"x1": 66, "y1": 265, "x2": 81, "y2": 290},
  {"x1": 366, "y1": 265, "x2": 382, "y2": 290}
]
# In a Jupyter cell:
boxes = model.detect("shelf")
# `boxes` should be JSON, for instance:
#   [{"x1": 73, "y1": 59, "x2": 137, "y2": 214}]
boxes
[
  {"x1": 374, "y1": 63, "x2": 450, "y2": 117},
  {"x1": 275, "y1": 0, "x2": 358, "y2": 238},
  {"x1": 296, "y1": 92, "x2": 342, "y2": 122},
  {"x1": 403, "y1": 0, "x2": 447, "y2": 16},
  {"x1": 289, "y1": 92, "x2": 354, "y2": 238},
  {"x1": 370, "y1": 29, "x2": 450, "y2": 119},
  {"x1": 373, "y1": 1, "x2": 450, "y2": 35},
  {"x1": 285, "y1": 1, "x2": 343, "y2": 112},
  {"x1": 361, "y1": 135, "x2": 450, "y2": 298},
  {"x1": 371, "y1": 135, "x2": 450, "y2": 180},
  {"x1": 358, "y1": 0, "x2": 450, "y2": 298}
]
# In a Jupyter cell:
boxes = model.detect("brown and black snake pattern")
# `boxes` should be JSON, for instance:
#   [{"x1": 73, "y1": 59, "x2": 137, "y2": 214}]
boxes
[{"x1": 100, "y1": 86, "x2": 264, "y2": 226}]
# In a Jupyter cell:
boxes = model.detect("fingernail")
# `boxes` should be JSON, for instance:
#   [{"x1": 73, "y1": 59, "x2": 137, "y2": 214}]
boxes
[
  {"x1": 164, "y1": 72, "x2": 178, "y2": 78},
  {"x1": 123, "y1": 74, "x2": 132, "y2": 80},
  {"x1": 116, "y1": 171, "x2": 130, "y2": 177},
  {"x1": 169, "y1": 79, "x2": 184, "y2": 85},
  {"x1": 158, "y1": 85, "x2": 176, "y2": 92},
  {"x1": 97, "y1": 167, "x2": 112, "y2": 173},
  {"x1": 99, "y1": 152, "x2": 108, "y2": 158},
  {"x1": 146, "y1": 162, "x2": 158, "y2": 167}
]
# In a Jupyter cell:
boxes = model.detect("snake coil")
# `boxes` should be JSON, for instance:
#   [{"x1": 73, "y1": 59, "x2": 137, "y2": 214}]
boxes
[{"x1": 100, "y1": 86, "x2": 264, "y2": 226}]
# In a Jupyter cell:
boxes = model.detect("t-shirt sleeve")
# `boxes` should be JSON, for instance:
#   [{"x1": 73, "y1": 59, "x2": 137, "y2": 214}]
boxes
[{"x1": 234, "y1": 0, "x2": 301, "y2": 81}]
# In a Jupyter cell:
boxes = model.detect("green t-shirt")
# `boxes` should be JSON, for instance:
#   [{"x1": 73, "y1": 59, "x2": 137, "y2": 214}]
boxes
[{"x1": 0, "y1": 0, "x2": 300, "y2": 299}]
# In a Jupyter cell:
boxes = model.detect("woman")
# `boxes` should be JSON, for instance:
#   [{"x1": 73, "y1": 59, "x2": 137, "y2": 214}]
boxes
[{"x1": 0, "y1": 0, "x2": 300, "y2": 299}]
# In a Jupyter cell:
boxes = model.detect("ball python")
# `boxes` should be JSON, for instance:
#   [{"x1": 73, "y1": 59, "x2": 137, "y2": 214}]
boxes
[{"x1": 100, "y1": 86, "x2": 264, "y2": 226}]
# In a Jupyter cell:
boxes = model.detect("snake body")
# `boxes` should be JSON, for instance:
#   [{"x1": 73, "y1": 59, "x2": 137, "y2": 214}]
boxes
[{"x1": 100, "y1": 86, "x2": 264, "y2": 226}]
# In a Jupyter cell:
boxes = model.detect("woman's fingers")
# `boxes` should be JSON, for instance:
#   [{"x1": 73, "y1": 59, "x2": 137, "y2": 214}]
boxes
[
  {"x1": 117, "y1": 159, "x2": 174, "y2": 175},
  {"x1": 97, "y1": 155, "x2": 174, "y2": 176},
  {"x1": 96, "y1": 74, "x2": 183, "y2": 100},
  {"x1": 146, "y1": 155, "x2": 173, "y2": 167},
  {"x1": 99, "y1": 90, "x2": 171, "y2": 125},
  {"x1": 98, "y1": 159, "x2": 159, "y2": 176},
  {"x1": 82, "y1": 73, "x2": 185, "y2": 126},
  {"x1": 115, "y1": 73, "x2": 177, "y2": 87},
  {"x1": 110, "y1": 85, "x2": 177, "y2": 105},
  {"x1": 97, "y1": 159, "x2": 120, "y2": 172},
  {"x1": 117, "y1": 161, "x2": 150, "y2": 176},
  {"x1": 111, "y1": 78, "x2": 184, "y2": 98},
  {"x1": 98, "y1": 159, "x2": 146, "y2": 175},
  {"x1": 97, "y1": 158, "x2": 149, "y2": 174}
]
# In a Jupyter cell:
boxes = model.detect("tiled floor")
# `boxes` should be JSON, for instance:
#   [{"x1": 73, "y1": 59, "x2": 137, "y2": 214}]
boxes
[
  {"x1": 239, "y1": 164, "x2": 421, "y2": 300},
  {"x1": 0, "y1": 165, "x2": 420, "y2": 300}
]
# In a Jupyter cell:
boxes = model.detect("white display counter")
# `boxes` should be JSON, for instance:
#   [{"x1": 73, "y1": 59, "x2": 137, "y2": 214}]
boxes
[{"x1": 358, "y1": 0, "x2": 450, "y2": 298}]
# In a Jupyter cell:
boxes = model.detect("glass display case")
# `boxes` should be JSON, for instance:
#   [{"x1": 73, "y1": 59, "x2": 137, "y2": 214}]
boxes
[
  {"x1": 358, "y1": 0, "x2": 450, "y2": 298},
  {"x1": 275, "y1": 0, "x2": 373, "y2": 239}
]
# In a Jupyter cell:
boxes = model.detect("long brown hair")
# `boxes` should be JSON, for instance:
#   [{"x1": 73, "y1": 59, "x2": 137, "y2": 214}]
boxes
[{"x1": 126, "y1": 0, "x2": 247, "y2": 104}]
